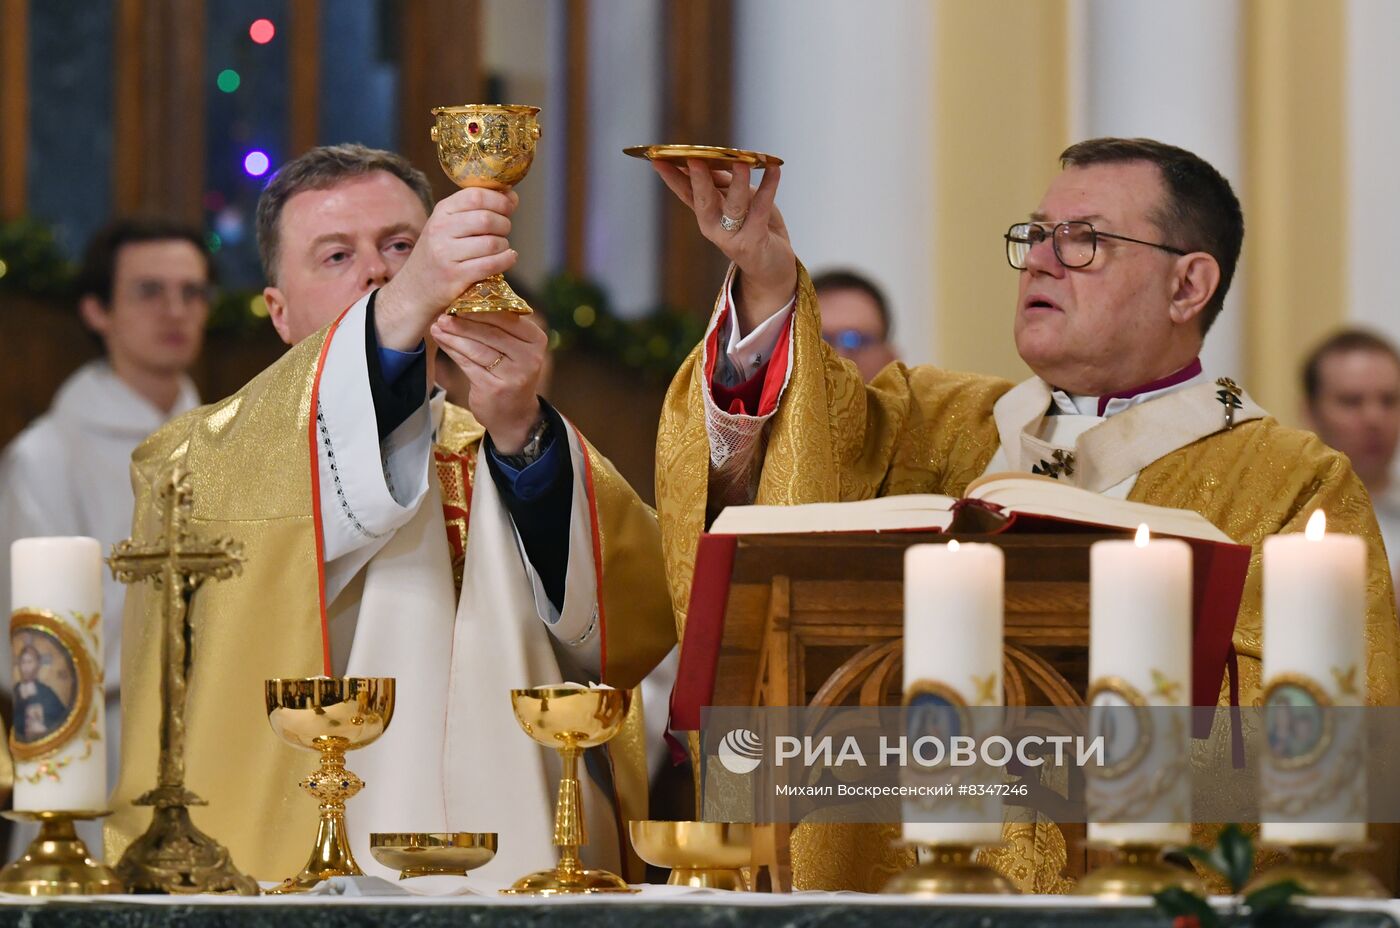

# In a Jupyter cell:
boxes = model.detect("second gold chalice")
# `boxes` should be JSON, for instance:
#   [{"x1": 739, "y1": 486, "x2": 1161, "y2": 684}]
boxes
[
  {"x1": 502, "y1": 686, "x2": 636, "y2": 895},
  {"x1": 265, "y1": 676, "x2": 395, "y2": 894},
  {"x1": 430, "y1": 103, "x2": 540, "y2": 315}
]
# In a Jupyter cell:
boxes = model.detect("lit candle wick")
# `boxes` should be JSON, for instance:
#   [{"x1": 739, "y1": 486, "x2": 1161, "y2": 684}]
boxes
[
  {"x1": 1134, "y1": 523, "x2": 1150, "y2": 548},
  {"x1": 948, "y1": 539, "x2": 960, "y2": 552},
  {"x1": 1305, "y1": 509, "x2": 1327, "y2": 541}
]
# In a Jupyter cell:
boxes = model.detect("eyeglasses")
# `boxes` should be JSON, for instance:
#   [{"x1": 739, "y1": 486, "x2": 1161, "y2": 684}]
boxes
[
  {"x1": 823, "y1": 329, "x2": 883, "y2": 352},
  {"x1": 128, "y1": 279, "x2": 213, "y2": 307},
  {"x1": 1004, "y1": 220, "x2": 1187, "y2": 270}
]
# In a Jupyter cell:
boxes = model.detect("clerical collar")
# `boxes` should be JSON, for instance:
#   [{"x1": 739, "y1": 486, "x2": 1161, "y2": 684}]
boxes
[{"x1": 1050, "y1": 358, "x2": 1205, "y2": 418}]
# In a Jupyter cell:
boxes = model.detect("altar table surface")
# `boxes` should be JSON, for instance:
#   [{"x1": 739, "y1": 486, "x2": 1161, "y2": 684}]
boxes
[{"x1": 0, "y1": 888, "x2": 1396, "y2": 928}]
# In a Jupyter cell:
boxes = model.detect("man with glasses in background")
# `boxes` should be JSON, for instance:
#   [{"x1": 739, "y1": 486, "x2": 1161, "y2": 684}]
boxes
[
  {"x1": 812, "y1": 268, "x2": 899, "y2": 382},
  {"x1": 650, "y1": 137, "x2": 1400, "y2": 892},
  {"x1": 0, "y1": 218, "x2": 210, "y2": 856}
]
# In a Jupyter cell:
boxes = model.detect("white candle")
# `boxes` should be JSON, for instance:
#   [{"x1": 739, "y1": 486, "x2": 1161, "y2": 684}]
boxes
[
  {"x1": 902, "y1": 540, "x2": 1003, "y2": 845},
  {"x1": 1087, "y1": 524, "x2": 1192, "y2": 846},
  {"x1": 9, "y1": 537, "x2": 107, "y2": 811},
  {"x1": 1261, "y1": 510, "x2": 1367, "y2": 846}
]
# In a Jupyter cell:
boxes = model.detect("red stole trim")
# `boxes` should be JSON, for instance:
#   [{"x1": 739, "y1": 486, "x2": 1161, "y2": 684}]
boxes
[{"x1": 307, "y1": 306, "x2": 355, "y2": 677}]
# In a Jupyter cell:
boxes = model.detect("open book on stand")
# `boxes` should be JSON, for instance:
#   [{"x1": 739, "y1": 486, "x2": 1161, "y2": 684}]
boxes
[
  {"x1": 709, "y1": 471, "x2": 1234, "y2": 543},
  {"x1": 671, "y1": 473, "x2": 1250, "y2": 731}
]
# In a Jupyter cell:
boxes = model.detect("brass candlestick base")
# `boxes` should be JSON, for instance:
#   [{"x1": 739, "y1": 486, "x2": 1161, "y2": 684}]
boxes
[
  {"x1": 1076, "y1": 843, "x2": 1206, "y2": 898},
  {"x1": 116, "y1": 789, "x2": 259, "y2": 895},
  {"x1": 629, "y1": 821, "x2": 752, "y2": 890},
  {"x1": 0, "y1": 810, "x2": 123, "y2": 896},
  {"x1": 882, "y1": 844, "x2": 1015, "y2": 896},
  {"x1": 430, "y1": 104, "x2": 540, "y2": 316},
  {"x1": 265, "y1": 677, "x2": 395, "y2": 894},
  {"x1": 502, "y1": 686, "x2": 637, "y2": 895},
  {"x1": 1244, "y1": 844, "x2": 1387, "y2": 899}
]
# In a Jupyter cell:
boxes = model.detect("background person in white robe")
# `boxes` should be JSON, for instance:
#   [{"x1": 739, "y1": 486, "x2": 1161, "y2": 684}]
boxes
[{"x1": 0, "y1": 218, "x2": 209, "y2": 855}]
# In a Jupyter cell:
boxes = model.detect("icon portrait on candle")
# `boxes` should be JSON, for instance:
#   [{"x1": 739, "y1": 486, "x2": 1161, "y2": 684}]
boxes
[
  {"x1": 8, "y1": 610, "x2": 95, "y2": 761},
  {"x1": 1086, "y1": 678, "x2": 1151, "y2": 780},
  {"x1": 904, "y1": 680, "x2": 970, "y2": 767},
  {"x1": 1263, "y1": 676, "x2": 1331, "y2": 770}
]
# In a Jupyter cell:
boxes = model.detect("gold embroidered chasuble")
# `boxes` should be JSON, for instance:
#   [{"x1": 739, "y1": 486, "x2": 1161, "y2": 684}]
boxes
[
  {"x1": 656, "y1": 268, "x2": 1400, "y2": 893},
  {"x1": 106, "y1": 318, "x2": 675, "y2": 881}
]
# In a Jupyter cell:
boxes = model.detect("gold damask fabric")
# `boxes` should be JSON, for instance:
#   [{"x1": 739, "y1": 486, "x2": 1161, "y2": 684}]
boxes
[
  {"x1": 655, "y1": 266, "x2": 1400, "y2": 892},
  {"x1": 107, "y1": 320, "x2": 674, "y2": 880}
]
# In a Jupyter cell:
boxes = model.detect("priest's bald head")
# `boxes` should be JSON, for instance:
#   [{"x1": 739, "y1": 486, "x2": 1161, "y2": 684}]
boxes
[
  {"x1": 256, "y1": 143, "x2": 436, "y2": 345},
  {"x1": 1009, "y1": 138, "x2": 1244, "y2": 394}
]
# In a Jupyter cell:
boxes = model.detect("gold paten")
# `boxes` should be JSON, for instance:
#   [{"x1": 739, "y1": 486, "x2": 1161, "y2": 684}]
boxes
[
  {"x1": 0, "y1": 810, "x2": 123, "y2": 895},
  {"x1": 622, "y1": 144, "x2": 784, "y2": 168},
  {"x1": 502, "y1": 686, "x2": 637, "y2": 895},
  {"x1": 265, "y1": 676, "x2": 395, "y2": 894},
  {"x1": 1245, "y1": 844, "x2": 1387, "y2": 899},
  {"x1": 430, "y1": 104, "x2": 540, "y2": 316},
  {"x1": 881, "y1": 844, "x2": 1016, "y2": 895},
  {"x1": 107, "y1": 470, "x2": 259, "y2": 895},
  {"x1": 628, "y1": 821, "x2": 752, "y2": 890},
  {"x1": 1075, "y1": 843, "x2": 1206, "y2": 898},
  {"x1": 369, "y1": 832, "x2": 497, "y2": 881}
]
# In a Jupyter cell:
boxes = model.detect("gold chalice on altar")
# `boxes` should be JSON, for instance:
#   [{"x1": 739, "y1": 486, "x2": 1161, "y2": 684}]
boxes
[
  {"x1": 629, "y1": 821, "x2": 752, "y2": 890},
  {"x1": 502, "y1": 686, "x2": 636, "y2": 895},
  {"x1": 265, "y1": 676, "x2": 395, "y2": 894},
  {"x1": 430, "y1": 103, "x2": 540, "y2": 315},
  {"x1": 369, "y1": 832, "x2": 498, "y2": 882}
]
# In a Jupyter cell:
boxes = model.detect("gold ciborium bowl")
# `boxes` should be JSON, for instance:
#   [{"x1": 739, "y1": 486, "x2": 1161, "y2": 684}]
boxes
[
  {"x1": 369, "y1": 832, "x2": 498, "y2": 882},
  {"x1": 429, "y1": 104, "x2": 540, "y2": 315},
  {"x1": 629, "y1": 821, "x2": 753, "y2": 891},
  {"x1": 502, "y1": 686, "x2": 635, "y2": 895},
  {"x1": 265, "y1": 677, "x2": 395, "y2": 894},
  {"x1": 509, "y1": 685, "x2": 628, "y2": 749}
]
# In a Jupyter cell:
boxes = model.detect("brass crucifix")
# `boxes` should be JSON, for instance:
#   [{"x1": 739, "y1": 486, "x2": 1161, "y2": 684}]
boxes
[{"x1": 107, "y1": 468, "x2": 258, "y2": 895}]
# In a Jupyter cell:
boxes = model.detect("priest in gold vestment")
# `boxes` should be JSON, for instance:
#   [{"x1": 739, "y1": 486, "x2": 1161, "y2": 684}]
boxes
[
  {"x1": 106, "y1": 145, "x2": 675, "y2": 886},
  {"x1": 652, "y1": 138, "x2": 1400, "y2": 892}
]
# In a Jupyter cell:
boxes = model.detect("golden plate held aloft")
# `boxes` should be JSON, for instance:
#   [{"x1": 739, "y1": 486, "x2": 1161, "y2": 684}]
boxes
[
  {"x1": 369, "y1": 832, "x2": 498, "y2": 880},
  {"x1": 623, "y1": 144, "x2": 783, "y2": 168}
]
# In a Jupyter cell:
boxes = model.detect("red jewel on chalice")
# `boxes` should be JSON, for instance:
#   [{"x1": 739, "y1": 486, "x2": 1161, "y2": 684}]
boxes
[{"x1": 468, "y1": 121, "x2": 480, "y2": 134}]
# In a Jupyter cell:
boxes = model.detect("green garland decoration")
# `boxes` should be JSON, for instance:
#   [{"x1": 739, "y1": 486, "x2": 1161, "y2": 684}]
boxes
[
  {"x1": 538, "y1": 272, "x2": 707, "y2": 382},
  {"x1": 1, "y1": 218, "x2": 708, "y2": 379},
  {"x1": 0, "y1": 218, "x2": 75, "y2": 301}
]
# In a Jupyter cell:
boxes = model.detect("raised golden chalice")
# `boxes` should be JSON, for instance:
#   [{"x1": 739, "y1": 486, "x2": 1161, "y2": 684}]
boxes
[
  {"x1": 430, "y1": 103, "x2": 540, "y2": 315},
  {"x1": 369, "y1": 832, "x2": 498, "y2": 883},
  {"x1": 265, "y1": 676, "x2": 395, "y2": 894},
  {"x1": 628, "y1": 821, "x2": 752, "y2": 891},
  {"x1": 502, "y1": 686, "x2": 636, "y2": 895}
]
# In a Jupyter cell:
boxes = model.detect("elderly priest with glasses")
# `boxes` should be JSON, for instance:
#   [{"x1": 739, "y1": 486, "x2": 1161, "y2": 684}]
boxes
[{"x1": 650, "y1": 137, "x2": 1400, "y2": 892}]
